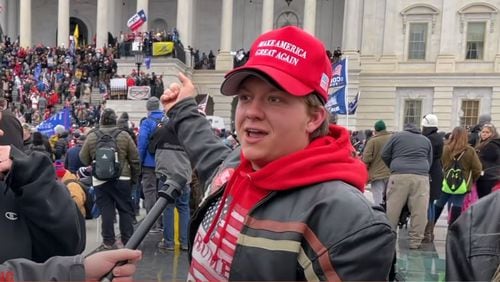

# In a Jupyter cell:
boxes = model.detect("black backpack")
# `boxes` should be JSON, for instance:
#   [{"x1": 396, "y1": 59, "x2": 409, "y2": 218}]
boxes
[
  {"x1": 92, "y1": 129, "x2": 122, "y2": 181},
  {"x1": 147, "y1": 118, "x2": 164, "y2": 154},
  {"x1": 63, "y1": 178, "x2": 96, "y2": 219}
]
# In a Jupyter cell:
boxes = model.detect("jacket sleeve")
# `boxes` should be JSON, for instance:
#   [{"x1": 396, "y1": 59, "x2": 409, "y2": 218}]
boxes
[
  {"x1": 0, "y1": 255, "x2": 85, "y2": 281},
  {"x1": 167, "y1": 98, "x2": 232, "y2": 191},
  {"x1": 468, "y1": 147, "x2": 483, "y2": 182},
  {"x1": 137, "y1": 118, "x2": 152, "y2": 165},
  {"x1": 79, "y1": 132, "x2": 95, "y2": 166},
  {"x1": 126, "y1": 133, "x2": 141, "y2": 183},
  {"x1": 324, "y1": 222, "x2": 396, "y2": 280},
  {"x1": 362, "y1": 139, "x2": 374, "y2": 166},
  {"x1": 6, "y1": 147, "x2": 86, "y2": 262},
  {"x1": 381, "y1": 138, "x2": 394, "y2": 168},
  {"x1": 446, "y1": 194, "x2": 500, "y2": 281}
]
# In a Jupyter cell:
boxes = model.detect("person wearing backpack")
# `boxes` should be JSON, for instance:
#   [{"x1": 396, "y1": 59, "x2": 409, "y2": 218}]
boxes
[
  {"x1": 433, "y1": 126, "x2": 482, "y2": 228},
  {"x1": 137, "y1": 97, "x2": 164, "y2": 233},
  {"x1": 79, "y1": 108, "x2": 140, "y2": 250}
]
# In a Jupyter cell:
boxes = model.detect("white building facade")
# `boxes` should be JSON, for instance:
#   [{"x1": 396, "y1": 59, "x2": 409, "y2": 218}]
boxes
[{"x1": 1, "y1": 0, "x2": 500, "y2": 131}]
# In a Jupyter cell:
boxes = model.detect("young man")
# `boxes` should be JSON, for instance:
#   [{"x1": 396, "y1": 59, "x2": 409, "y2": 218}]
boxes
[{"x1": 161, "y1": 26, "x2": 396, "y2": 280}]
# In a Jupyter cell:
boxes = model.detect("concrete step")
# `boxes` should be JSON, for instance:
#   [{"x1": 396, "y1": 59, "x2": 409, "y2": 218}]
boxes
[{"x1": 105, "y1": 99, "x2": 150, "y2": 126}]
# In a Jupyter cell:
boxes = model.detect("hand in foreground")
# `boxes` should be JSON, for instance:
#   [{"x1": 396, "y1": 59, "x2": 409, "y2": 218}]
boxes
[
  {"x1": 0, "y1": 145, "x2": 13, "y2": 174},
  {"x1": 84, "y1": 249, "x2": 142, "y2": 282},
  {"x1": 160, "y1": 72, "x2": 196, "y2": 112}
]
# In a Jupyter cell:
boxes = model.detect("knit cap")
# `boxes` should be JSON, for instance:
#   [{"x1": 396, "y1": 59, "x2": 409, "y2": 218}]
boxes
[
  {"x1": 374, "y1": 120, "x2": 386, "y2": 132},
  {"x1": 146, "y1": 97, "x2": 160, "y2": 111}
]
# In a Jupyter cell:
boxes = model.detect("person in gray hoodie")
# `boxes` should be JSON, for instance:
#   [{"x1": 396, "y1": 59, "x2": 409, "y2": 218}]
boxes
[{"x1": 382, "y1": 123, "x2": 433, "y2": 249}]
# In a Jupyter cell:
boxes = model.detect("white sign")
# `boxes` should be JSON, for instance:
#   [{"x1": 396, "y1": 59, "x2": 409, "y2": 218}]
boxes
[{"x1": 127, "y1": 86, "x2": 151, "y2": 100}]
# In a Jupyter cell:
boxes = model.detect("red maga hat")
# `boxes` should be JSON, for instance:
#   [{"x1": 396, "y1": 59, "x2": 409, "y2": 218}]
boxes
[{"x1": 221, "y1": 26, "x2": 332, "y2": 102}]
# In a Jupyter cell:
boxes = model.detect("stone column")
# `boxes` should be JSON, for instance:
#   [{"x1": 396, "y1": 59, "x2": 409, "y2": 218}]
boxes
[
  {"x1": 57, "y1": 0, "x2": 70, "y2": 48},
  {"x1": 0, "y1": 0, "x2": 6, "y2": 38},
  {"x1": 19, "y1": 0, "x2": 31, "y2": 48},
  {"x1": 216, "y1": 0, "x2": 234, "y2": 70},
  {"x1": 436, "y1": 0, "x2": 457, "y2": 72},
  {"x1": 261, "y1": 0, "x2": 274, "y2": 33},
  {"x1": 342, "y1": 0, "x2": 361, "y2": 67},
  {"x1": 136, "y1": 0, "x2": 149, "y2": 33},
  {"x1": 379, "y1": 0, "x2": 398, "y2": 70},
  {"x1": 176, "y1": 0, "x2": 194, "y2": 67},
  {"x1": 96, "y1": 0, "x2": 108, "y2": 49},
  {"x1": 303, "y1": 0, "x2": 316, "y2": 34},
  {"x1": 6, "y1": 0, "x2": 17, "y2": 40}
]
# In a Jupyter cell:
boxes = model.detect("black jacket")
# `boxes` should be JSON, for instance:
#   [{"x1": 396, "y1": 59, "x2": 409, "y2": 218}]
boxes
[
  {"x1": 0, "y1": 110, "x2": 23, "y2": 150},
  {"x1": 476, "y1": 138, "x2": 500, "y2": 181},
  {"x1": 446, "y1": 191, "x2": 500, "y2": 281},
  {"x1": 168, "y1": 98, "x2": 396, "y2": 280},
  {"x1": 0, "y1": 147, "x2": 85, "y2": 263},
  {"x1": 423, "y1": 127, "x2": 444, "y2": 200}
]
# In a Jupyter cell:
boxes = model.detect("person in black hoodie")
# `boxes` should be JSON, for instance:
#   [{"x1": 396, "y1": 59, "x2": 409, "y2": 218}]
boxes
[
  {"x1": 420, "y1": 114, "x2": 443, "y2": 243},
  {"x1": 475, "y1": 123, "x2": 500, "y2": 198},
  {"x1": 0, "y1": 110, "x2": 85, "y2": 263}
]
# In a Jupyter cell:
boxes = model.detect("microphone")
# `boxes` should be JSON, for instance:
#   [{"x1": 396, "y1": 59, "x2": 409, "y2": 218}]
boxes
[{"x1": 100, "y1": 183, "x2": 182, "y2": 282}]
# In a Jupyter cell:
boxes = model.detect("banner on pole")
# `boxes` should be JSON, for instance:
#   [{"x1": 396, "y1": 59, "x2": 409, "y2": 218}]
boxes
[
  {"x1": 36, "y1": 108, "x2": 71, "y2": 137},
  {"x1": 326, "y1": 58, "x2": 348, "y2": 115},
  {"x1": 127, "y1": 9, "x2": 147, "y2": 32}
]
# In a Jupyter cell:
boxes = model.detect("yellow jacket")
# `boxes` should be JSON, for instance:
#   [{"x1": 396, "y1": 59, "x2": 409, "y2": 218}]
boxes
[{"x1": 61, "y1": 171, "x2": 86, "y2": 217}]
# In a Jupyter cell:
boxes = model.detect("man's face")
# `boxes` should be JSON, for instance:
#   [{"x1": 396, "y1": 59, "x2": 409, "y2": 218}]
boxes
[{"x1": 235, "y1": 77, "x2": 323, "y2": 170}]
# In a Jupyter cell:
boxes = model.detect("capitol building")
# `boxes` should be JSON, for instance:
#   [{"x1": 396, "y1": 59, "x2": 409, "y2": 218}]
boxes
[{"x1": 1, "y1": 0, "x2": 500, "y2": 131}]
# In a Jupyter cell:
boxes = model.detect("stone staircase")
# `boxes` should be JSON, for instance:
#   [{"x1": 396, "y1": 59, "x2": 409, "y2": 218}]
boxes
[{"x1": 105, "y1": 99, "x2": 149, "y2": 126}]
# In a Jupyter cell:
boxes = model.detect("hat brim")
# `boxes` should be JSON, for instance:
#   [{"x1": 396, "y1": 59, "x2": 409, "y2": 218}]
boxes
[{"x1": 220, "y1": 66, "x2": 314, "y2": 98}]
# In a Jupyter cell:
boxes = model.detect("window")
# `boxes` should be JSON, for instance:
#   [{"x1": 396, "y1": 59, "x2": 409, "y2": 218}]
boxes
[
  {"x1": 408, "y1": 23, "x2": 427, "y2": 60},
  {"x1": 460, "y1": 100, "x2": 479, "y2": 128},
  {"x1": 403, "y1": 100, "x2": 422, "y2": 126},
  {"x1": 465, "y1": 22, "x2": 486, "y2": 59}
]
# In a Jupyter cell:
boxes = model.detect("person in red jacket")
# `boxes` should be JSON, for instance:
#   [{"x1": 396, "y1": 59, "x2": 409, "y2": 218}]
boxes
[{"x1": 160, "y1": 26, "x2": 396, "y2": 281}]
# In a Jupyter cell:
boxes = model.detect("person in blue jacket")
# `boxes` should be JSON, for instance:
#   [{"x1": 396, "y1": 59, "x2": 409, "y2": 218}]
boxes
[{"x1": 137, "y1": 96, "x2": 164, "y2": 232}]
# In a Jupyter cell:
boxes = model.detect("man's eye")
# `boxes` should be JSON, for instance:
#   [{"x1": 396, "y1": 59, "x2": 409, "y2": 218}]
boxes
[
  {"x1": 269, "y1": 96, "x2": 281, "y2": 103},
  {"x1": 238, "y1": 94, "x2": 250, "y2": 101}
]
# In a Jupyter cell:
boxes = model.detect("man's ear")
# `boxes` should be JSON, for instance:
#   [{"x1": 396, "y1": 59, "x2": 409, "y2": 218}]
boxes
[{"x1": 306, "y1": 107, "x2": 327, "y2": 133}]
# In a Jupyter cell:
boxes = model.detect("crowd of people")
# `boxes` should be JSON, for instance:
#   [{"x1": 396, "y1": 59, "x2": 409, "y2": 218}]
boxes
[{"x1": 0, "y1": 25, "x2": 498, "y2": 282}]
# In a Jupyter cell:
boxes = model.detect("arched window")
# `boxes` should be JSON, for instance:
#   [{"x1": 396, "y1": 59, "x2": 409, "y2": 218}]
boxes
[{"x1": 275, "y1": 10, "x2": 299, "y2": 28}]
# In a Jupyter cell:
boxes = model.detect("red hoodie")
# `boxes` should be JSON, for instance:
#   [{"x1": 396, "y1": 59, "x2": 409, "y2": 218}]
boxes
[{"x1": 188, "y1": 125, "x2": 368, "y2": 281}]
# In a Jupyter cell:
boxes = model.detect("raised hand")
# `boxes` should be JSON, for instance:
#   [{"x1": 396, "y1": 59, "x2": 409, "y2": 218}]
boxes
[{"x1": 160, "y1": 72, "x2": 196, "y2": 112}]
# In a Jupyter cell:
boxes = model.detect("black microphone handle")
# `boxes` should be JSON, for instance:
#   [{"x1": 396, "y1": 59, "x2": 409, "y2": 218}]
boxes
[{"x1": 100, "y1": 196, "x2": 169, "y2": 282}]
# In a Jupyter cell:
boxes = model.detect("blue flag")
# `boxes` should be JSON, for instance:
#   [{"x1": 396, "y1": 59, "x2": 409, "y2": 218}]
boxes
[
  {"x1": 36, "y1": 108, "x2": 71, "y2": 137},
  {"x1": 34, "y1": 63, "x2": 42, "y2": 82},
  {"x1": 326, "y1": 58, "x2": 348, "y2": 115},
  {"x1": 348, "y1": 92, "x2": 360, "y2": 115}
]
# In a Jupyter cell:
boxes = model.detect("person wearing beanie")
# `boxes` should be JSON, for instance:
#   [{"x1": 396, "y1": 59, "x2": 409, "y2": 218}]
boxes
[
  {"x1": 420, "y1": 114, "x2": 444, "y2": 243},
  {"x1": 137, "y1": 96, "x2": 165, "y2": 232},
  {"x1": 362, "y1": 120, "x2": 392, "y2": 207},
  {"x1": 469, "y1": 114, "x2": 492, "y2": 146},
  {"x1": 159, "y1": 26, "x2": 395, "y2": 280},
  {"x1": 0, "y1": 109, "x2": 85, "y2": 264},
  {"x1": 80, "y1": 108, "x2": 140, "y2": 250},
  {"x1": 374, "y1": 120, "x2": 386, "y2": 132}
]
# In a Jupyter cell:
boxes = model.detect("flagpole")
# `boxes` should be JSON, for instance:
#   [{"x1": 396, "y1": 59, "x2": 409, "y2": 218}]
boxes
[{"x1": 345, "y1": 57, "x2": 349, "y2": 130}]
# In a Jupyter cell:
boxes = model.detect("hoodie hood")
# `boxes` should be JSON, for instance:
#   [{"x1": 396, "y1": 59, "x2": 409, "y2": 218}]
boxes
[
  {"x1": 404, "y1": 123, "x2": 421, "y2": 134},
  {"x1": 243, "y1": 124, "x2": 368, "y2": 192}
]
